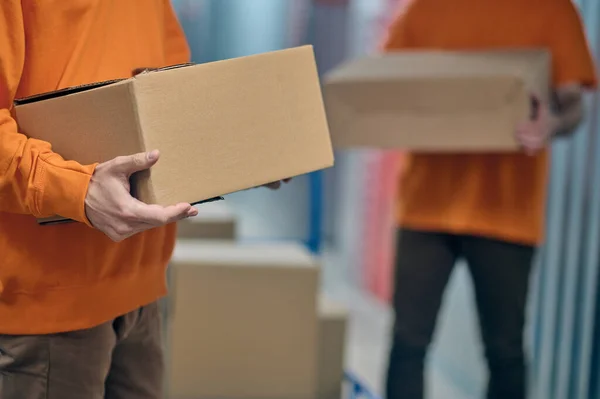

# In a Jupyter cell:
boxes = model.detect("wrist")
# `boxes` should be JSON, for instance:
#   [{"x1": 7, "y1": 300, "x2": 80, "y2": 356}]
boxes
[
  {"x1": 547, "y1": 112, "x2": 562, "y2": 137},
  {"x1": 42, "y1": 162, "x2": 97, "y2": 226}
]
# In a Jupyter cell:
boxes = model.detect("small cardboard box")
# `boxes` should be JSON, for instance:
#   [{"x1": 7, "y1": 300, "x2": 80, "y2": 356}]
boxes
[
  {"x1": 14, "y1": 45, "x2": 333, "y2": 223},
  {"x1": 167, "y1": 241, "x2": 320, "y2": 399},
  {"x1": 324, "y1": 49, "x2": 551, "y2": 152},
  {"x1": 176, "y1": 201, "x2": 237, "y2": 240},
  {"x1": 317, "y1": 297, "x2": 349, "y2": 399}
]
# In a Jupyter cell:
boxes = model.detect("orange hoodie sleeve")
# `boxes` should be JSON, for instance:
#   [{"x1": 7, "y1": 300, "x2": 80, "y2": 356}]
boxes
[
  {"x1": 0, "y1": 1, "x2": 96, "y2": 223},
  {"x1": 548, "y1": 1, "x2": 597, "y2": 89},
  {"x1": 163, "y1": 0, "x2": 192, "y2": 65}
]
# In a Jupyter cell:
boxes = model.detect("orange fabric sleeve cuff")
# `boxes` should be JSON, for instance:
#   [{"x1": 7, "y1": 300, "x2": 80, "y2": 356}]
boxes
[
  {"x1": 35, "y1": 160, "x2": 97, "y2": 226},
  {"x1": 556, "y1": 74, "x2": 598, "y2": 90}
]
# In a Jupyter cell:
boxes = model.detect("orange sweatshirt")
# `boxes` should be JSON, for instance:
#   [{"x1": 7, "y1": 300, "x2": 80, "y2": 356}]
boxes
[
  {"x1": 383, "y1": 0, "x2": 597, "y2": 245},
  {"x1": 0, "y1": 0, "x2": 190, "y2": 334}
]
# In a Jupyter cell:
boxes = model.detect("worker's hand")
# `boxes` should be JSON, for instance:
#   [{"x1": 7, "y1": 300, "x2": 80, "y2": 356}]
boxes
[
  {"x1": 85, "y1": 150, "x2": 197, "y2": 242},
  {"x1": 515, "y1": 94, "x2": 558, "y2": 156},
  {"x1": 263, "y1": 178, "x2": 292, "y2": 190}
]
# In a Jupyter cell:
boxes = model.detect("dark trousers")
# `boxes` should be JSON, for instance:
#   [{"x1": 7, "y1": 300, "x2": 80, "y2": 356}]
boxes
[
  {"x1": 0, "y1": 302, "x2": 163, "y2": 399},
  {"x1": 386, "y1": 229, "x2": 534, "y2": 399}
]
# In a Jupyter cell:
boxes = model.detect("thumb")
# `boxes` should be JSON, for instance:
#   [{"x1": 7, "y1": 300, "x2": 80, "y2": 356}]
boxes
[{"x1": 112, "y1": 150, "x2": 160, "y2": 176}]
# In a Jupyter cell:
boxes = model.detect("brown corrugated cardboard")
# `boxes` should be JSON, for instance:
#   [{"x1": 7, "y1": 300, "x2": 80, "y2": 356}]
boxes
[
  {"x1": 324, "y1": 49, "x2": 551, "y2": 151},
  {"x1": 176, "y1": 202, "x2": 237, "y2": 240},
  {"x1": 14, "y1": 45, "x2": 333, "y2": 223},
  {"x1": 317, "y1": 297, "x2": 349, "y2": 399},
  {"x1": 167, "y1": 241, "x2": 320, "y2": 399}
]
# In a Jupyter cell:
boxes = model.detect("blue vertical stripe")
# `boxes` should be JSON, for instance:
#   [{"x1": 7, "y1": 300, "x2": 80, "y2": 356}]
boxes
[
  {"x1": 307, "y1": 1, "x2": 352, "y2": 253},
  {"x1": 305, "y1": 4, "x2": 323, "y2": 254},
  {"x1": 307, "y1": 171, "x2": 324, "y2": 253}
]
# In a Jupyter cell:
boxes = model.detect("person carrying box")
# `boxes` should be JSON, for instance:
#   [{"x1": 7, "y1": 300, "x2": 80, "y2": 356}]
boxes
[
  {"x1": 382, "y1": 1, "x2": 597, "y2": 398},
  {"x1": 0, "y1": 2, "x2": 286, "y2": 398}
]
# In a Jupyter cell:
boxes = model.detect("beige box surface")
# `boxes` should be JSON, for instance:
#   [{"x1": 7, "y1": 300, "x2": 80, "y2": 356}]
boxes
[
  {"x1": 317, "y1": 297, "x2": 349, "y2": 399},
  {"x1": 167, "y1": 241, "x2": 320, "y2": 399},
  {"x1": 15, "y1": 45, "x2": 333, "y2": 222},
  {"x1": 324, "y1": 49, "x2": 551, "y2": 152},
  {"x1": 176, "y1": 201, "x2": 237, "y2": 240}
]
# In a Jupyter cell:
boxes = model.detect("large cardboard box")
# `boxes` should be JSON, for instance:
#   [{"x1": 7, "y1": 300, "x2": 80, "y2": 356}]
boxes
[
  {"x1": 167, "y1": 241, "x2": 320, "y2": 399},
  {"x1": 14, "y1": 46, "x2": 333, "y2": 222},
  {"x1": 324, "y1": 49, "x2": 551, "y2": 152},
  {"x1": 317, "y1": 297, "x2": 349, "y2": 399},
  {"x1": 176, "y1": 201, "x2": 237, "y2": 240}
]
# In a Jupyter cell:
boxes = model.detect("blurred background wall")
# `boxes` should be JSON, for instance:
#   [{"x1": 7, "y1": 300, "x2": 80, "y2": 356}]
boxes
[
  {"x1": 531, "y1": 1, "x2": 600, "y2": 399},
  {"x1": 171, "y1": 0, "x2": 600, "y2": 397}
]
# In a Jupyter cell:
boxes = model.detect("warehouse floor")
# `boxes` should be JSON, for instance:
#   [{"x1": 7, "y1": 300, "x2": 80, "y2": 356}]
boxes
[{"x1": 321, "y1": 251, "x2": 469, "y2": 399}]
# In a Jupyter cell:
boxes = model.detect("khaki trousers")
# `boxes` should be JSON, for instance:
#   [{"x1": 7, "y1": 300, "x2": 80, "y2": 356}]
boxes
[{"x1": 0, "y1": 301, "x2": 163, "y2": 399}]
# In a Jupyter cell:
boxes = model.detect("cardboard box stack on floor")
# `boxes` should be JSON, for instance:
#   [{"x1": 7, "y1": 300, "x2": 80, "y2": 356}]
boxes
[
  {"x1": 161, "y1": 201, "x2": 238, "y2": 337},
  {"x1": 15, "y1": 45, "x2": 333, "y2": 225},
  {"x1": 177, "y1": 201, "x2": 237, "y2": 240},
  {"x1": 166, "y1": 240, "x2": 350, "y2": 399},
  {"x1": 167, "y1": 241, "x2": 322, "y2": 399},
  {"x1": 323, "y1": 49, "x2": 550, "y2": 152}
]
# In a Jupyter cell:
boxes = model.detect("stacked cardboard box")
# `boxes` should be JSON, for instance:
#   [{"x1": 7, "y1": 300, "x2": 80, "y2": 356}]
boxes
[
  {"x1": 177, "y1": 201, "x2": 237, "y2": 240},
  {"x1": 166, "y1": 241, "x2": 349, "y2": 399},
  {"x1": 167, "y1": 241, "x2": 321, "y2": 399}
]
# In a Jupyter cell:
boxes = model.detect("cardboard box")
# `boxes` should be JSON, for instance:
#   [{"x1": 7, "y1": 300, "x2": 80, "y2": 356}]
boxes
[
  {"x1": 317, "y1": 297, "x2": 349, "y2": 399},
  {"x1": 167, "y1": 241, "x2": 320, "y2": 399},
  {"x1": 14, "y1": 45, "x2": 333, "y2": 223},
  {"x1": 324, "y1": 49, "x2": 551, "y2": 152},
  {"x1": 176, "y1": 201, "x2": 237, "y2": 240}
]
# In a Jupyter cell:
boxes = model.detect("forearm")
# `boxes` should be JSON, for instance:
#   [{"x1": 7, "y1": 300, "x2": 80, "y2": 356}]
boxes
[
  {"x1": 0, "y1": 113, "x2": 96, "y2": 221},
  {"x1": 549, "y1": 84, "x2": 585, "y2": 137},
  {"x1": 1, "y1": 1, "x2": 95, "y2": 221}
]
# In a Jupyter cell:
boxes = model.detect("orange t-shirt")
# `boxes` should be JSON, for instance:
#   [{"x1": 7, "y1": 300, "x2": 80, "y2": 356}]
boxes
[
  {"x1": 383, "y1": 0, "x2": 597, "y2": 245},
  {"x1": 0, "y1": 0, "x2": 190, "y2": 334}
]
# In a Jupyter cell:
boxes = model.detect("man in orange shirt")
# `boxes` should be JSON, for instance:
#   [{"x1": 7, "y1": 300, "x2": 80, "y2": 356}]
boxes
[
  {"x1": 0, "y1": 2, "x2": 285, "y2": 398},
  {"x1": 382, "y1": 1, "x2": 596, "y2": 398}
]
